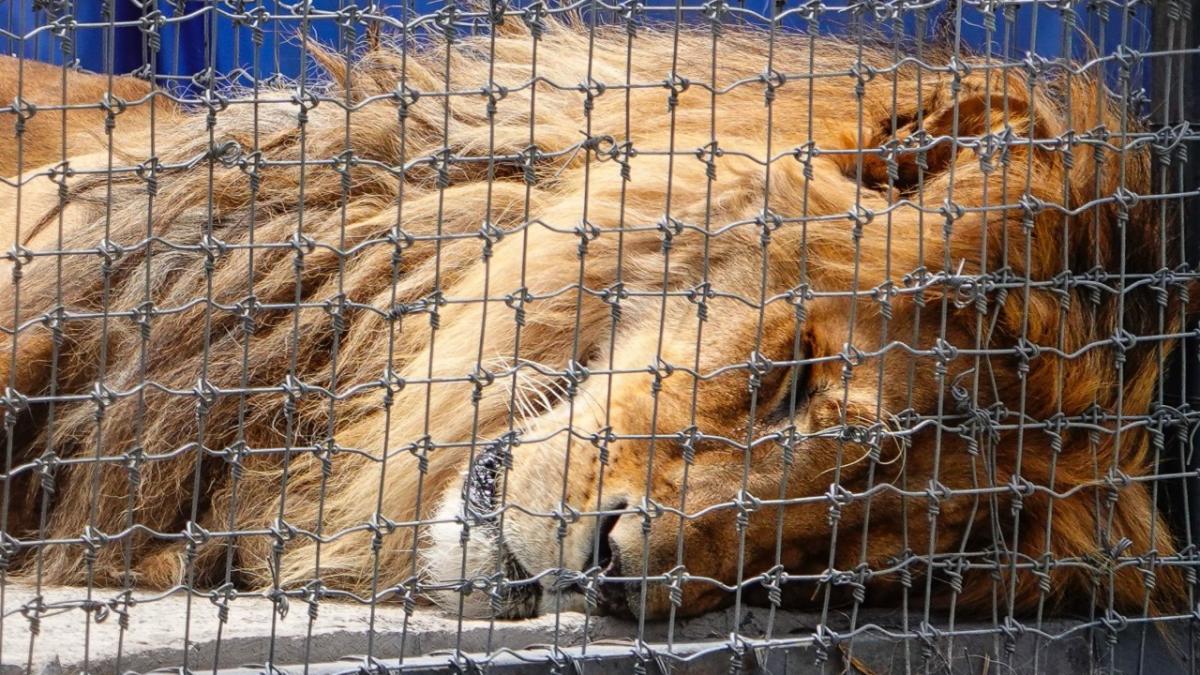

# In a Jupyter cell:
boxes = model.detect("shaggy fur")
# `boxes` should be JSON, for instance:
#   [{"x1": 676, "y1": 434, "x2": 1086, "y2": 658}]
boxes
[{"x1": 0, "y1": 19, "x2": 1193, "y2": 621}]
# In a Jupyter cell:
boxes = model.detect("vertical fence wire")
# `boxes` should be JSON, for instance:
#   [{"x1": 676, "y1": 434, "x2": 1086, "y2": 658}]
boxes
[{"x1": 0, "y1": 1, "x2": 1198, "y2": 673}]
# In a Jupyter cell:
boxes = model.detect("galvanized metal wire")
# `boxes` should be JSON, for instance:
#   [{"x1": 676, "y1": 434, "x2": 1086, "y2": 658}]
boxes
[{"x1": 1, "y1": 1, "x2": 1198, "y2": 673}]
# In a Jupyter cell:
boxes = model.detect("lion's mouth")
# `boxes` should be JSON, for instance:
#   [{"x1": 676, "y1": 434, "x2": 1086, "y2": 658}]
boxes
[
  {"x1": 463, "y1": 445, "x2": 640, "y2": 618},
  {"x1": 465, "y1": 443, "x2": 504, "y2": 519},
  {"x1": 490, "y1": 538, "x2": 543, "y2": 619},
  {"x1": 462, "y1": 446, "x2": 545, "y2": 618}
]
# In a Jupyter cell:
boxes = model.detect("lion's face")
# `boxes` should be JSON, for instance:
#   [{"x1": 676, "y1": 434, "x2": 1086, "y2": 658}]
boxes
[
  {"x1": 424, "y1": 295, "x2": 923, "y2": 619},
  {"x1": 408, "y1": 32, "x2": 1185, "y2": 621},
  {"x1": 417, "y1": 162, "x2": 977, "y2": 619}
]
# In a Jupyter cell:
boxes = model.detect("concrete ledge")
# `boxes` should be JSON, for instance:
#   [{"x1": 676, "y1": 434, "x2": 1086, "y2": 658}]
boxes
[
  {"x1": 2, "y1": 584, "x2": 806, "y2": 673},
  {"x1": 0, "y1": 584, "x2": 1190, "y2": 674}
]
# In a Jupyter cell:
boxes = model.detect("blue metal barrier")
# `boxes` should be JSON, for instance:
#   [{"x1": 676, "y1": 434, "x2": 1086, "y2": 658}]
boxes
[{"x1": 2, "y1": 1, "x2": 1153, "y2": 85}]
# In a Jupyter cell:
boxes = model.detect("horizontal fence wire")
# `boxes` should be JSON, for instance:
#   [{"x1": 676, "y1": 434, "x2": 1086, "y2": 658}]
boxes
[{"x1": 0, "y1": 0, "x2": 1198, "y2": 673}]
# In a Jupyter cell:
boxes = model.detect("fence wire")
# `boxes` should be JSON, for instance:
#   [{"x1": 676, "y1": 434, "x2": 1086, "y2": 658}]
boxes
[{"x1": 1, "y1": 0, "x2": 1199, "y2": 673}]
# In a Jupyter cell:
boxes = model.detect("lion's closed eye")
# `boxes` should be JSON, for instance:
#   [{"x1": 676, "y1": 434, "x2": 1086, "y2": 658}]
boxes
[{"x1": 758, "y1": 358, "x2": 815, "y2": 426}]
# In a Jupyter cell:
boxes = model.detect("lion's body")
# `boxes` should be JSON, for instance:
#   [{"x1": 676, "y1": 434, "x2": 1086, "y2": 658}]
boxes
[{"x1": 0, "y1": 23, "x2": 1190, "y2": 619}]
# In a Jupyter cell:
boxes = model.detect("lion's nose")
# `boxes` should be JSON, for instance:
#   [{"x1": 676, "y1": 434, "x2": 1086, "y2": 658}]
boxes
[{"x1": 591, "y1": 510, "x2": 622, "y2": 571}]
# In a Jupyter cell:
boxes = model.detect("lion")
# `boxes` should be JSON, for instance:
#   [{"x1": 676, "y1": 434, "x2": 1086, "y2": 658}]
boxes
[{"x1": 0, "y1": 18, "x2": 1193, "y2": 625}]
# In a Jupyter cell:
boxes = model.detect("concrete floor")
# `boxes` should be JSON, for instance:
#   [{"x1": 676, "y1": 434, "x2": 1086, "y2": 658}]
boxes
[
  {"x1": 0, "y1": 584, "x2": 821, "y2": 673},
  {"x1": 0, "y1": 584, "x2": 1189, "y2": 674}
]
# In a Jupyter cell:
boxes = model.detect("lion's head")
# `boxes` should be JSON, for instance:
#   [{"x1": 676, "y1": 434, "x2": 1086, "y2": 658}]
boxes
[{"x1": 0, "y1": 20, "x2": 1192, "y2": 624}]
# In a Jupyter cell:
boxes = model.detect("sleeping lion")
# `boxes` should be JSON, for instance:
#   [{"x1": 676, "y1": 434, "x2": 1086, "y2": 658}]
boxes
[{"x1": 1, "y1": 18, "x2": 1193, "y2": 623}]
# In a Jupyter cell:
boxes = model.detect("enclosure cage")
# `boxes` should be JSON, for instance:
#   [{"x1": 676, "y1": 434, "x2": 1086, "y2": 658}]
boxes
[{"x1": 1, "y1": 0, "x2": 1199, "y2": 673}]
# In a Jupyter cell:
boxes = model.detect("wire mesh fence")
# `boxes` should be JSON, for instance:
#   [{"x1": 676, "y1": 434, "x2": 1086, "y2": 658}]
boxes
[{"x1": 1, "y1": 0, "x2": 1198, "y2": 673}]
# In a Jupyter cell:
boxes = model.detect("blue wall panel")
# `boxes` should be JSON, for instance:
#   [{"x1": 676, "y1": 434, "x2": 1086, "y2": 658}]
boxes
[{"x1": 1, "y1": 1, "x2": 1154, "y2": 86}]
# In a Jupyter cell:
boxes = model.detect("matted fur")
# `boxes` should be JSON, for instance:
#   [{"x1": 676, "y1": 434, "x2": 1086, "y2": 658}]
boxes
[{"x1": 0, "y1": 19, "x2": 1192, "y2": 620}]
